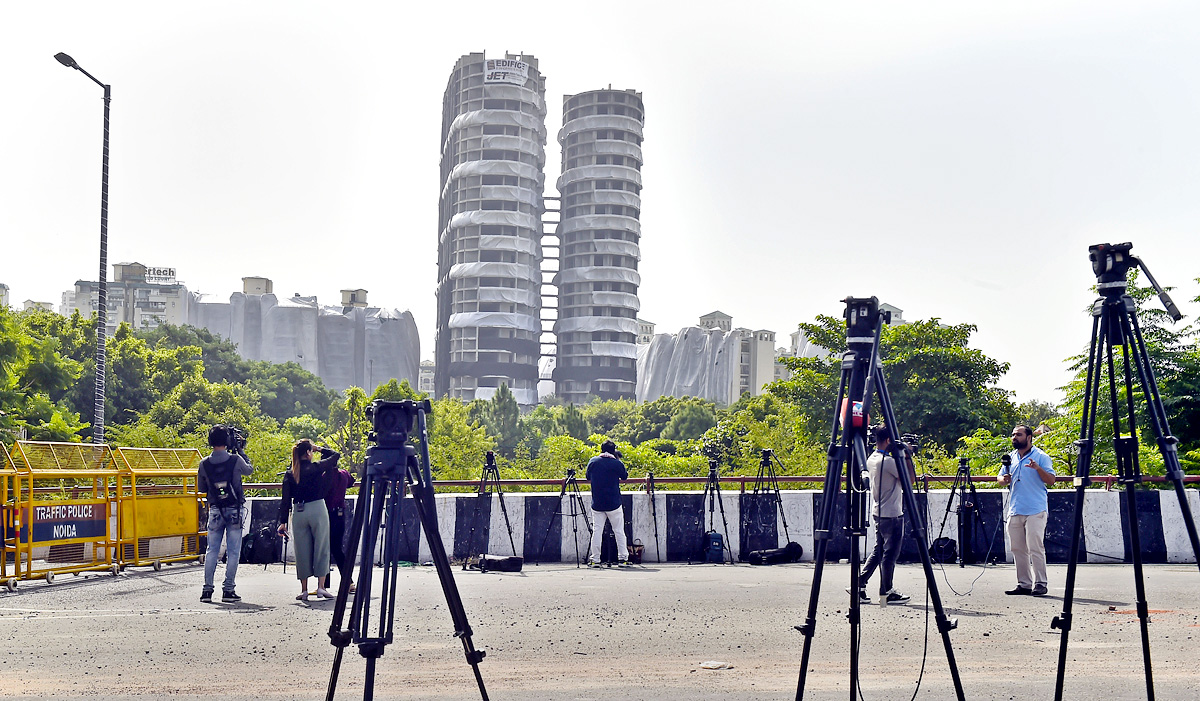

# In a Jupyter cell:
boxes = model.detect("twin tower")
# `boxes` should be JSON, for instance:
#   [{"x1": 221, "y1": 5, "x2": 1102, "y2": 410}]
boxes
[{"x1": 435, "y1": 52, "x2": 644, "y2": 406}]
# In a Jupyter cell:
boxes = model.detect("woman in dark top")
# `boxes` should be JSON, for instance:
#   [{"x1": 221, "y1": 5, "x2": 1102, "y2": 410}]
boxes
[{"x1": 277, "y1": 439, "x2": 339, "y2": 601}]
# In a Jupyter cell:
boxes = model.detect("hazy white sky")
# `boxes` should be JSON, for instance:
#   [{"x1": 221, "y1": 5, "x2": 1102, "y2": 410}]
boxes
[{"x1": 4, "y1": 1, "x2": 1199, "y2": 405}]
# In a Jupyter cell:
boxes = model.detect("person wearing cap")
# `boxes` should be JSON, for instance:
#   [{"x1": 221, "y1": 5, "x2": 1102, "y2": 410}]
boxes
[
  {"x1": 197, "y1": 425, "x2": 253, "y2": 603},
  {"x1": 857, "y1": 426, "x2": 916, "y2": 606},
  {"x1": 586, "y1": 439, "x2": 629, "y2": 567}
]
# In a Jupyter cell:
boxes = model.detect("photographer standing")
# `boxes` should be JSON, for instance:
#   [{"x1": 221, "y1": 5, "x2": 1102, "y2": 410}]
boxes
[
  {"x1": 586, "y1": 440, "x2": 629, "y2": 568},
  {"x1": 858, "y1": 427, "x2": 916, "y2": 606},
  {"x1": 277, "y1": 439, "x2": 340, "y2": 601},
  {"x1": 197, "y1": 425, "x2": 253, "y2": 603},
  {"x1": 997, "y1": 424, "x2": 1056, "y2": 596}
]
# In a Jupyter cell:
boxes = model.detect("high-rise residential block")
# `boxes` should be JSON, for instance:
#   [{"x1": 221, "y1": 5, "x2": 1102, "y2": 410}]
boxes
[
  {"x1": 435, "y1": 52, "x2": 547, "y2": 406},
  {"x1": 552, "y1": 88, "x2": 644, "y2": 403}
]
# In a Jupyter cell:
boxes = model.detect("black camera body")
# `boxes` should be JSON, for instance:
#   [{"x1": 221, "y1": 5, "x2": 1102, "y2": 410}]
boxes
[
  {"x1": 365, "y1": 399, "x2": 432, "y2": 449},
  {"x1": 1089, "y1": 241, "x2": 1135, "y2": 279},
  {"x1": 227, "y1": 426, "x2": 247, "y2": 452}
]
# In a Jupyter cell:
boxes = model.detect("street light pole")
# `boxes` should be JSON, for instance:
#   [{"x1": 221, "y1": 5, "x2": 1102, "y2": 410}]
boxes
[{"x1": 55, "y1": 52, "x2": 111, "y2": 444}]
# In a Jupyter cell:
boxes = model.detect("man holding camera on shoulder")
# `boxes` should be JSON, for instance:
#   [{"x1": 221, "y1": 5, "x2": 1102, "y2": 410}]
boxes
[
  {"x1": 197, "y1": 425, "x2": 253, "y2": 603},
  {"x1": 997, "y1": 424, "x2": 1056, "y2": 597},
  {"x1": 857, "y1": 426, "x2": 916, "y2": 606}
]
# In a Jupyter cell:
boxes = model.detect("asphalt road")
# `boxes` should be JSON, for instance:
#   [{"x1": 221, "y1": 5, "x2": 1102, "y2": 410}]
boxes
[{"x1": 1, "y1": 559, "x2": 1198, "y2": 700}]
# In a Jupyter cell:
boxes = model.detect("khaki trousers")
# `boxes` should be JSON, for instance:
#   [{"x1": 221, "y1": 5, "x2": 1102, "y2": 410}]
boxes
[{"x1": 1008, "y1": 511, "x2": 1048, "y2": 588}]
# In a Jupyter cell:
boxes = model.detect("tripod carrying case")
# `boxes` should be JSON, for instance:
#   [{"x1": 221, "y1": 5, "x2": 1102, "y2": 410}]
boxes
[{"x1": 475, "y1": 553, "x2": 523, "y2": 573}]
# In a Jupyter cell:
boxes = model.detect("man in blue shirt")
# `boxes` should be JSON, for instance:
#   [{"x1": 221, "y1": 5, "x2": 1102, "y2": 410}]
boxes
[
  {"x1": 997, "y1": 424, "x2": 1056, "y2": 596},
  {"x1": 586, "y1": 440, "x2": 629, "y2": 567}
]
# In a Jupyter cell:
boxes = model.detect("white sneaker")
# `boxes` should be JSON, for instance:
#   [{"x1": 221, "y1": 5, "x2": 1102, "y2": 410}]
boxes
[{"x1": 880, "y1": 589, "x2": 910, "y2": 606}]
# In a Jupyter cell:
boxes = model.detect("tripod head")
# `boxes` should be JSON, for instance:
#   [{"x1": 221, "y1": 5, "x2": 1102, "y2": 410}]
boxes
[
  {"x1": 760, "y1": 449, "x2": 773, "y2": 467},
  {"x1": 842, "y1": 296, "x2": 889, "y2": 350},
  {"x1": 485, "y1": 450, "x2": 496, "y2": 468},
  {"x1": 565, "y1": 467, "x2": 577, "y2": 480},
  {"x1": 1089, "y1": 242, "x2": 1181, "y2": 320},
  {"x1": 707, "y1": 458, "x2": 720, "y2": 479}
]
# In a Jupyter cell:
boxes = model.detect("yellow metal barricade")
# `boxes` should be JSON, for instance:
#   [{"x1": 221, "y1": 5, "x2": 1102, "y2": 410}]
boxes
[
  {"x1": 1, "y1": 441, "x2": 121, "y2": 589},
  {"x1": 113, "y1": 447, "x2": 205, "y2": 569}
]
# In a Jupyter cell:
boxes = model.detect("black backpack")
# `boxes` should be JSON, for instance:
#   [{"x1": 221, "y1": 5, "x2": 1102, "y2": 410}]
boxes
[
  {"x1": 930, "y1": 537, "x2": 957, "y2": 564},
  {"x1": 202, "y1": 454, "x2": 240, "y2": 509}
]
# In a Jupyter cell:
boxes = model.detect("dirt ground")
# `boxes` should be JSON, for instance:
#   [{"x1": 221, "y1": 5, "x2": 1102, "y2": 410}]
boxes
[{"x1": 1, "y1": 560, "x2": 1198, "y2": 700}]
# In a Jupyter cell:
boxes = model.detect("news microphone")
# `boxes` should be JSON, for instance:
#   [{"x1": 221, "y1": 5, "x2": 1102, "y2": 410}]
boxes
[{"x1": 1000, "y1": 454, "x2": 1011, "y2": 468}]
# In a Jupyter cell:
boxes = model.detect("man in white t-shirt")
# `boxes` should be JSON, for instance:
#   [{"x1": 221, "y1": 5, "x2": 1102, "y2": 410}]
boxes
[{"x1": 858, "y1": 426, "x2": 917, "y2": 606}]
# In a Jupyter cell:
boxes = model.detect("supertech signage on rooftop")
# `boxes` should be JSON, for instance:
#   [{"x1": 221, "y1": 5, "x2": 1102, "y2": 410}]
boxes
[
  {"x1": 145, "y1": 267, "x2": 176, "y2": 284},
  {"x1": 485, "y1": 58, "x2": 529, "y2": 85}
]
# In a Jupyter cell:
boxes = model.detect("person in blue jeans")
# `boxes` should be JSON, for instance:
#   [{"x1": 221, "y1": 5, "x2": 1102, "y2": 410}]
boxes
[{"x1": 197, "y1": 425, "x2": 253, "y2": 603}]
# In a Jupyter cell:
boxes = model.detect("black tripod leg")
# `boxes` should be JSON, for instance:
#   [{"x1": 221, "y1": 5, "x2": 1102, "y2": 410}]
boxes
[
  {"x1": 795, "y1": 442, "x2": 845, "y2": 700},
  {"x1": 713, "y1": 484, "x2": 734, "y2": 564},
  {"x1": 875, "y1": 373, "x2": 965, "y2": 700},
  {"x1": 463, "y1": 485, "x2": 485, "y2": 570},
  {"x1": 534, "y1": 481, "x2": 570, "y2": 564},
  {"x1": 409, "y1": 461, "x2": 489, "y2": 700},
  {"x1": 1123, "y1": 485, "x2": 1155, "y2": 700},
  {"x1": 1126, "y1": 312, "x2": 1200, "y2": 570},
  {"x1": 326, "y1": 483, "x2": 372, "y2": 701},
  {"x1": 494, "y1": 491, "x2": 518, "y2": 558},
  {"x1": 1054, "y1": 311, "x2": 1105, "y2": 700}
]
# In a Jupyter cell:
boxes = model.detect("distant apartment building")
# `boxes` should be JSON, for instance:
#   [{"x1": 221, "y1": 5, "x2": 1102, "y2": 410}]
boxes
[
  {"x1": 0, "y1": 283, "x2": 9, "y2": 308},
  {"x1": 418, "y1": 360, "x2": 436, "y2": 395},
  {"x1": 699, "y1": 311, "x2": 732, "y2": 332},
  {"x1": 66, "y1": 262, "x2": 190, "y2": 334},
  {"x1": 23, "y1": 300, "x2": 54, "y2": 312},
  {"x1": 736, "y1": 329, "x2": 776, "y2": 400},
  {"x1": 636, "y1": 318, "x2": 655, "y2": 345},
  {"x1": 637, "y1": 313, "x2": 778, "y2": 405},
  {"x1": 552, "y1": 88, "x2": 645, "y2": 404},
  {"x1": 435, "y1": 52, "x2": 547, "y2": 406}
]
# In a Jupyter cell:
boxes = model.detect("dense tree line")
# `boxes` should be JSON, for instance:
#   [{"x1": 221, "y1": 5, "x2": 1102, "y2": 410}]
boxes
[{"x1": 2, "y1": 270, "x2": 1196, "y2": 488}]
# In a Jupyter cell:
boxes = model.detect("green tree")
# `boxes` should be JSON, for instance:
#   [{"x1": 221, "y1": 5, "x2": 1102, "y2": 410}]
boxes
[
  {"x1": 581, "y1": 398, "x2": 636, "y2": 436},
  {"x1": 326, "y1": 387, "x2": 371, "y2": 468},
  {"x1": 370, "y1": 378, "x2": 426, "y2": 402},
  {"x1": 246, "y1": 360, "x2": 338, "y2": 423},
  {"x1": 142, "y1": 375, "x2": 263, "y2": 436},
  {"x1": 472, "y1": 384, "x2": 522, "y2": 456},
  {"x1": 661, "y1": 402, "x2": 717, "y2": 441},
  {"x1": 556, "y1": 404, "x2": 590, "y2": 440},
  {"x1": 427, "y1": 397, "x2": 495, "y2": 479},
  {"x1": 769, "y1": 314, "x2": 1018, "y2": 449},
  {"x1": 137, "y1": 324, "x2": 255, "y2": 384},
  {"x1": 0, "y1": 307, "x2": 88, "y2": 442}
]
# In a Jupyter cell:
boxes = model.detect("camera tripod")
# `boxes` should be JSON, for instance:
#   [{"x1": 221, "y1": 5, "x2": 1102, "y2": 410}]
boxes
[
  {"x1": 744, "y1": 448, "x2": 794, "y2": 553},
  {"x1": 462, "y1": 450, "x2": 518, "y2": 570},
  {"x1": 325, "y1": 400, "x2": 487, "y2": 701},
  {"x1": 691, "y1": 460, "x2": 734, "y2": 564},
  {"x1": 794, "y1": 297, "x2": 964, "y2": 701},
  {"x1": 533, "y1": 468, "x2": 593, "y2": 566},
  {"x1": 1051, "y1": 243, "x2": 1200, "y2": 701},
  {"x1": 932, "y1": 457, "x2": 988, "y2": 567},
  {"x1": 645, "y1": 471, "x2": 662, "y2": 562}
]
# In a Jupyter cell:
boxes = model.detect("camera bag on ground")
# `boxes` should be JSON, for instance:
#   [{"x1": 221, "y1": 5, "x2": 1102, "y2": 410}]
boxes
[
  {"x1": 201, "y1": 454, "x2": 240, "y2": 509},
  {"x1": 930, "y1": 537, "x2": 957, "y2": 563},
  {"x1": 476, "y1": 554, "x2": 523, "y2": 573},
  {"x1": 747, "y1": 541, "x2": 804, "y2": 565},
  {"x1": 702, "y1": 531, "x2": 725, "y2": 563}
]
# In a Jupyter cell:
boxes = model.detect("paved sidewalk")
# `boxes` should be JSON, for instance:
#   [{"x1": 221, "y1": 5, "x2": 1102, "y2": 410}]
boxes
[{"x1": 0, "y1": 560, "x2": 1197, "y2": 699}]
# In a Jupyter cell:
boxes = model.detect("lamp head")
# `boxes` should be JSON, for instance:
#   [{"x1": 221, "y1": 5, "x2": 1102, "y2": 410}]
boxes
[{"x1": 54, "y1": 52, "x2": 79, "y2": 69}]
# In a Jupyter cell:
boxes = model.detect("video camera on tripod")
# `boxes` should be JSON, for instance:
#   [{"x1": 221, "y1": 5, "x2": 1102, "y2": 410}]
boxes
[{"x1": 324, "y1": 399, "x2": 489, "y2": 701}]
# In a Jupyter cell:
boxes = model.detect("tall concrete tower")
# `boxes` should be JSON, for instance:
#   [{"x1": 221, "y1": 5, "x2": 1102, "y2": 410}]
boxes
[
  {"x1": 552, "y1": 89, "x2": 645, "y2": 403},
  {"x1": 435, "y1": 53, "x2": 547, "y2": 406}
]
